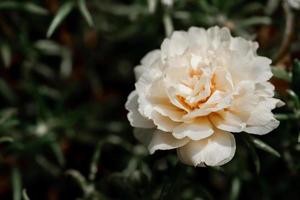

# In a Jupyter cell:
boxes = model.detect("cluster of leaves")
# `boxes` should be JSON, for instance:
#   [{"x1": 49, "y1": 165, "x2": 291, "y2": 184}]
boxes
[{"x1": 0, "y1": 0, "x2": 300, "y2": 199}]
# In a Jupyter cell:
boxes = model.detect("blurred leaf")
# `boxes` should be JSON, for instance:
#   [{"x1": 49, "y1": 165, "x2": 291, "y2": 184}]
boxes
[
  {"x1": 229, "y1": 177, "x2": 241, "y2": 200},
  {"x1": 35, "y1": 40, "x2": 73, "y2": 77},
  {"x1": 272, "y1": 67, "x2": 291, "y2": 82},
  {"x1": 36, "y1": 155, "x2": 61, "y2": 177},
  {"x1": 50, "y1": 142, "x2": 66, "y2": 167},
  {"x1": 275, "y1": 113, "x2": 298, "y2": 120},
  {"x1": 197, "y1": 0, "x2": 216, "y2": 14},
  {"x1": 12, "y1": 167, "x2": 22, "y2": 200},
  {"x1": 22, "y1": 189, "x2": 30, "y2": 200},
  {"x1": 265, "y1": 0, "x2": 281, "y2": 15},
  {"x1": 238, "y1": 16, "x2": 271, "y2": 27},
  {"x1": 242, "y1": 135, "x2": 260, "y2": 174},
  {"x1": 0, "y1": 79, "x2": 17, "y2": 103},
  {"x1": 287, "y1": 89, "x2": 300, "y2": 109},
  {"x1": 0, "y1": 1, "x2": 48, "y2": 15},
  {"x1": 250, "y1": 137, "x2": 281, "y2": 158},
  {"x1": 89, "y1": 141, "x2": 102, "y2": 181},
  {"x1": 78, "y1": 0, "x2": 94, "y2": 27},
  {"x1": 0, "y1": 43, "x2": 11, "y2": 68},
  {"x1": 47, "y1": 2, "x2": 75, "y2": 38},
  {"x1": 163, "y1": 13, "x2": 173, "y2": 37},
  {"x1": 65, "y1": 169, "x2": 88, "y2": 192},
  {"x1": 292, "y1": 59, "x2": 300, "y2": 96},
  {"x1": 60, "y1": 48, "x2": 72, "y2": 78},
  {"x1": 0, "y1": 136, "x2": 14, "y2": 143},
  {"x1": 35, "y1": 40, "x2": 61, "y2": 55}
]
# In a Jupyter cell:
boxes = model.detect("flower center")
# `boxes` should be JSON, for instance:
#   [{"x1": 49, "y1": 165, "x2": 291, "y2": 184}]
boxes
[{"x1": 175, "y1": 68, "x2": 216, "y2": 111}]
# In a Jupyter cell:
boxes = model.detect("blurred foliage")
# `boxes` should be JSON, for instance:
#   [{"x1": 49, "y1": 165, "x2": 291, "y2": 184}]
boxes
[{"x1": 0, "y1": 0, "x2": 300, "y2": 199}]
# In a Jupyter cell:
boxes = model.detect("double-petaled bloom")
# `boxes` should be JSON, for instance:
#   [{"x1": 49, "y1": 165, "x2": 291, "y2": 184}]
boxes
[{"x1": 126, "y1": 26, "x2": 283, "y2": 166}]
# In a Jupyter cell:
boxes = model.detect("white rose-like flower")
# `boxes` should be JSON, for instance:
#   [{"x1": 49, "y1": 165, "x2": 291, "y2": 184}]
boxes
[{"x1": 125, "y1": 26, "x2": 284, "y2": 167}]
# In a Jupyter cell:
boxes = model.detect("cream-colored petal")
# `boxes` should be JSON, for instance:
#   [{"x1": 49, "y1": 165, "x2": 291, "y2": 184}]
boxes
[
  {"x1": 152, "y1": 111, "x2": 180, "y2": 132},
  {"x1": 183, "y1": 91, "x2": 232, "y2": 119},
  {"x1": 177, "y1": 130, "x2": 236, "y2": 167},
  {"x1": 125, "y1": 91, "x2": 155, "y2": 128},
  {"x1": 161, "y1": 31, "x2": 189, "y2": 60},
  {"x1": 148, "y1": 130, "x2": 189, "y2": 154},
  {"x1": 243, "y1": 99, "x2": 283, "y2": 135},
  {"x1": 153, "y1": 104, "x2": 184, "y2": 122},
  {"x1": 244, "y1": 119, "x2": 279, "y2": 135},
  {"x1": 209, "y1": 111, "x2": 246, "y2": 133},
  {"x1": 173, "y1": 118, "x2": 214, "y2": 140},
  {"x1": 141, "y1": 50, "x2": 161, "y2": 66}
]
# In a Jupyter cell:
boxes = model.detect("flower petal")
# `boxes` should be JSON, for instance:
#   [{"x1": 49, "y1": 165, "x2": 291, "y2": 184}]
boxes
[
  {"x1": 125, "y1": 91, "x2": 155, "y2": 128},
  {"x1": 152, "y1": 111, "x2": 180, "y2": 132},
  {"x1": 177, "y1": 130, "x2": 236, "y2": 166},
  {"x1": 148, "y1": 130, "x2": 189, "y2": 154},
  {"x1": 173, "y1": 118, "x2": 214, "y2": 140},
  {"x1": 243, "y1": 98, "x2": 283, "y2": 135},
  {"x1": 209, "y1": 111, "x2": 246, "y2": 133}
]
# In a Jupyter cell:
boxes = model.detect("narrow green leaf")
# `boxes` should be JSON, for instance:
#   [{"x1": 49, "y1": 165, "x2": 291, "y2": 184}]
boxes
[
  {"x1": 275, "y1": 113, "x2": 298, "y2": 120},
  {"x1": 78, "y1": 0, "x2": 94, "y2": 27},
  {"x1": 163, "y1": 13, "x2": 173, "y2": 37},
  {"x1": 35, "y1": 40, "x2": 61, "y2": 55},
  {"x1": 238, "y1": 16, "x2": 271, "y2": 27},
  {"x1": 0, "y1": 2, "x2": 48, "y2": 15},
  {"x1": 0, "y1": 43, "x2": 11, "y2": 68},
  {"x1": 229, "y1": 177, "x2": 241, "y2": 200},
  {"x1": 23, "y1": 3, "x2": 49, "y2": 15},
  {"x1": 50, "y1": 142, "x2": 65, "y2": 166},
  {"x1": 47, "y1": 2, "x2": 75, "y2": 38},
  {"x1": 22, "y1": 189, "x2": 30, "y2": 200},
  {"x1": 65, "y1": 169, "x2": 88, "y2": 191},
  {"x1": 242, "y1": 135, "x2": 260, "y2": 174},
  {"x1": 0, "y1": 78, "x2": 17, "y2": 103},
  {"x1": 251, "y1": 137, "x2": 281, "y2": 158},
  {"x1": 292, "y1": 59, "x2": 300, "y2": 96},
  {"x1": 89, "y1": 141, "x2": 102, "y2": 181},
  {"x1": 287, "y1": 89, "x2": 300, "y2": 109},
  {"x1": 272, "y1": 67, "x2": 291, "y2": 82},
  {"x1": 0, "y1": 136, "x2": 14, "y2": 143},
  {"x1": 12, "y1": 167, "x2": 22, "y2": 200}
]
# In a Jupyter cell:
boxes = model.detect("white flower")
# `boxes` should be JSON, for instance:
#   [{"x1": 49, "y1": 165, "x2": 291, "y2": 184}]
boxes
[
  {"x1": 125, "y1": 26, "x2": 284, "y2": 167},
  {"x1": 288, "y1": 0, "x2": 300, "y2": 9}
]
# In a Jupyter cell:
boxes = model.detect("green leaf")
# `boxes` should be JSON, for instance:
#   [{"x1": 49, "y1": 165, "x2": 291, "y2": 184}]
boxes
[
  {"x1": 50, "y1": 142, "x2": 65, "y2": 167},
  {"x1": 78, "y1": 0, "x2": 94, "y2": 27},
  {"x1": 89, "y1": 141, "x2": 102, "y2": 181},
  {"x1": 47, "y1": 2, "x2": 75, "y2": 38},
  {"x1": 163, "y1": 13, "x2": 173, "y2": 37},
  {"x1": 0, "y1": 43, "x2": 11, "y2": 68},
  {"x1": 242, "y1": 135, "x2": 260, "y2": 174},
  {"x1": 238, "y1": 16, "x2": 271, "y2": 28},
  {"x1": 229, "y1": 177, "x2": 241, "y2": 200},
  {"x1": 22, "y1": 189, "x2": 30, "y2": 200},
  {"x1": 0, "y1": 78, "x2": 17, "y2": 103},
  {"x1": 250, "y1": 137, "x2": 281, "y2": 158},
  {"x1": 292, "y1": 59, "x2": 300, "y2": 96},
  {"x1": 287, "y1": 89, "x2": 300, "y2": 109},
  {"x1": 12, "y1": 167, "x2": 22, "y2": 200},
  {"x1": 0, "y1": 2, "x2": 48, "y2": 15},
  {"x1": 0, "y1": 136, "x2": 14, "y2": 143},
  {"x1": 272, "y1": 67, "x2": 291, "y2": 82},
  {"x1": 65, "y1": 169, "x2": 88, "y2": 192}
]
